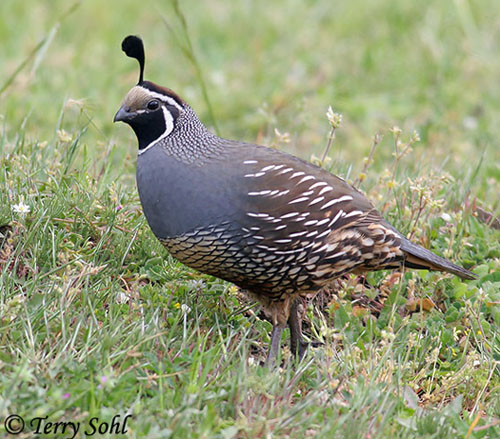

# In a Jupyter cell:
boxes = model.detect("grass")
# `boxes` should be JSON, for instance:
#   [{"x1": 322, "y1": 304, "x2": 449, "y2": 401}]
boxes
[{"x1": 1, "y1": 0, "x2": 499, "y2": 437}]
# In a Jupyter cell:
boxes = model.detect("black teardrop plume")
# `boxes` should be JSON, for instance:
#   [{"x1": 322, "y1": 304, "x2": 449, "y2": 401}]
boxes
[{"x1": 121, "y1": 35, "x2": 145, "y2": 84}]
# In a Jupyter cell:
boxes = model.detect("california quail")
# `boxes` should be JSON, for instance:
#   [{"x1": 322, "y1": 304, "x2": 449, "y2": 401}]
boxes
[{"x1": 114, "y1": 36, "x2": 476, "y2": 365}]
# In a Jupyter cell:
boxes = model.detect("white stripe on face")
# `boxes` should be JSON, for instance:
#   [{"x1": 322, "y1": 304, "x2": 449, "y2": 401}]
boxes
[
  {"x1": 138, "y1": 87, "x2": 184, "y2": 112},
  {"x1": 138, "y1": 106, "x2": 174, "y2": 155}
]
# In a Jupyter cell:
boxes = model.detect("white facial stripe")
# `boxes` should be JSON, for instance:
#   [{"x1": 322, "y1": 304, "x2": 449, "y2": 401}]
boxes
[
  {"x1": 138, "y1": 87, "x2": 184, "y2": 111},
  {"x1": 138, "y1": 107, "x2": 174, "y2": 156}
]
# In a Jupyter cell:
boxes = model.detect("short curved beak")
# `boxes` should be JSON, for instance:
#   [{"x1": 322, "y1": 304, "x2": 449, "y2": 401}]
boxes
[{"x1": 113, "y1": 105, "x2": 131, "y2": 123}]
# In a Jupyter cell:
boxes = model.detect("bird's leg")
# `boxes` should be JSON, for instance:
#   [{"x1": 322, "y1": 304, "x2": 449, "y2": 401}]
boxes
[
  {"x1": 265, "y1": 324, "x2": 285, "y2": 367},
  {"x1": 288, "y1": 299, "x2": 309, "y2": 362}
]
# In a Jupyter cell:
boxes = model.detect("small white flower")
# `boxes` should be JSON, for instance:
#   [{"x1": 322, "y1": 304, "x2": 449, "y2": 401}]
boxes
[
  {"x1": 273, "y1": 128, "x2": 291, "y2": 144},
  {"x1": 116, "y1": 292, "x2": 128, "y2": 304},
  {"x1": 390, "y1": 126, "x2": 402, "y2": 136},
  {"x1": 440, "y1": 213, "x2": 452, "y2": 222},
  {"x1": 188, "y1": 279, "x2": 206, "y2": 291},
  {"x1": 326, "y1": 106, "x2": 343, "y2": 128},
  {"x1": 463, "y1": 116, "x2": 478, "y2": 130},
  {"x1": 12, "y1": 202, "x2": 30, "y2": 214},
  {"x1": 57, "y1": 129, "x2": 73, "y2": 143},
  {"x1": 180, "y1": 303, "x2": 191, "y2": 314}
]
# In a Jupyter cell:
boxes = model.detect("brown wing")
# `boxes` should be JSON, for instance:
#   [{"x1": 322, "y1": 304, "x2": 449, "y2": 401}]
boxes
[
  {"x1": 233, "y1": 147, "x2": 407, "y2": 285},
  {"x1": 162, "y1": 143, "x2": 474, "y2": 300}
]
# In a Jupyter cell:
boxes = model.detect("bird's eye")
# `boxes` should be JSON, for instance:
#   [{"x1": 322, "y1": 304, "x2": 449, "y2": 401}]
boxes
[{"x1": 147, "y1": 100, "x2": 160, "y2": 110}]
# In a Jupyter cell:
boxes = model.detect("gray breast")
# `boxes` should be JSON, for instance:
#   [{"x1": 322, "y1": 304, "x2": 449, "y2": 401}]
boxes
[{"x1": 136, "y1": 144, "x2": 238, "y2": 238}]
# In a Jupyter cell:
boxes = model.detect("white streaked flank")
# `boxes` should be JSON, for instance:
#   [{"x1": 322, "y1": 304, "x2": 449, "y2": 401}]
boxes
[
  {"x1": 298, "y1": 175, "x2": 316, "y2": 184},
  {"x1": 309, "y1": 182, "x2": 328, "y2": 190},
  {"x1": 344, "y1": 210, "x2": 363, "y2": 218},
  {"x1": 329, "y1": 210, "x2": 344, "y2": 226},
  {"x1": 280, "y1": 212, "x2": 300, "y2": 219},
  {"x1": 320, "y1": 195, "x2": 353, "y2": 210},
  {"x1": 300, "y1": 190, "x2": 314, "y2": 196},
  {"x1": 316, "y1": 218, "x2": 330, "y2": 226},
  {"x1": 244, "y1": 172, "x2": 266, "y2": 178},
  {"x1": 309, "y1": 196, "x2": 325, "y2": 206},
  {"x1": 319, "y1": 185, "x2": 333, "y2": 195},
  {"x1": 246, "y1": 212, "x2": 269, "y2": 218},
  {"x1": 276, "y1": 189, "x2": 290, "y2": 197},
  {"x1": 316, "y1": 229, "x2": 332, "y2": 239},
  {"x1": 289, "y1": 231, "x2": 308, "y2": 238},
  {"x1": 304, "y1": 219, "x2": 318, "y2": 226},
  {"x1": 260, "y1": 165, "x2": 276, "y2": 172},
  {"x1": 289, "y1": 196, "x2": 310, "y2": 204},
  {"x1": 248, "y1": 190, "x2": 272, "y2": 196}
]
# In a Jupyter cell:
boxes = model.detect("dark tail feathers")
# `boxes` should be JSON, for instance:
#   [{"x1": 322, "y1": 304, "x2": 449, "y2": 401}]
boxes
[{"x1": 400, "y1": 238, "x2": 476, "y2": 280}]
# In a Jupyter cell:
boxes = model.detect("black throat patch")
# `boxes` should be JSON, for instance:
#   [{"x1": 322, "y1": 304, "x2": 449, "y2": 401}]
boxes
[{"x1": 129, "y1": 109, "x2": 167, "y2": 150}]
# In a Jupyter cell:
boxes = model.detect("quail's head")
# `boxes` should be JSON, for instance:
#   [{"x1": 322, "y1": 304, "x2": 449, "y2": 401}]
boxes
[{"x1": 114, "y1": 35, "x2": 185, "y2": 151}]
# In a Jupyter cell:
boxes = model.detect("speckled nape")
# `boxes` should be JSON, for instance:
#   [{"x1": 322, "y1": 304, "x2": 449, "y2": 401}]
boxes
[{"x1": 157, "y1": 106, "x2": 225, "y2": 165}]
